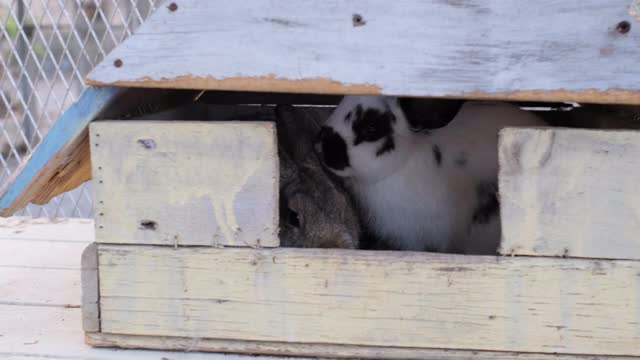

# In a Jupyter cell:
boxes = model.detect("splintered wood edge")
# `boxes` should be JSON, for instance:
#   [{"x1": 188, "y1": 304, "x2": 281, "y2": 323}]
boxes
[
  {"x1": 86, "y1": 76, "x2": 640, "y2": 105},
  {"x1": 81, "y1": 242, "x2": 100, "y2": 332},
  {"x1": 85, "y1": 333, "x2": 633, "y2": 360},
  {"x1": 85, "y1": 75, "x2": 383, "y2": 96},
  {"x1": 0, "y1": 129, "x2": 92, "y2": 217}
]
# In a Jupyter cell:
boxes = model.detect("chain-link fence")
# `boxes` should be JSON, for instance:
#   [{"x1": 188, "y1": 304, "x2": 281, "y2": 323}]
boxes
[{"x1": 0, "y1": 0, "x2": 159, "y2": 217}]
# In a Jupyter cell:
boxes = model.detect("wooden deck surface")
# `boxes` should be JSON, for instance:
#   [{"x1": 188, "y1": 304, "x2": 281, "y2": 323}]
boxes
[{"x1": 0, "y1": 217, "x2": 308, "y2": 360}]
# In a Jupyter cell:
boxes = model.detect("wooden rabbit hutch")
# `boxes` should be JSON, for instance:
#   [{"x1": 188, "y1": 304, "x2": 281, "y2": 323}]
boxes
[{"x1": 2, "y1": 0, "x2": 640, "y2": 359}]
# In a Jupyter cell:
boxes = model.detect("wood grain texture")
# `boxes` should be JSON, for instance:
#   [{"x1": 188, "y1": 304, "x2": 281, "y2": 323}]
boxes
[
  {"x1": 1, "y1": 306, "x2": 277, "y2": 360},
  {"x1": 0, "y1": 218, "x2": 92, "y2": 308},
  {"x1": 0, "y1": 239, "x2": 89, "y2": 269},
  {"x1": 98, "y1": 245, "x2": 640, "y2": 356},
  {"x1": 0, "y1": 87, "x2": 202, "y2": 218},
  {"x1": 86, "y1": 333, "x2": 639, "y2": 360},
  {"x1": 86, "y1": 0, "x2": 640, "y2": 104},
  {"x1": 0, "y1": 86, "x2": 122, "y2": 217},
  {"x1": 499, "y1": 127, "x2": 640, "y2": 260},
  {"x1": 81, "y1": 242, "x2": 100, "y2": 332},
  {"x1": 90, "y1": 121, "x2": 279, "y2": 247},
  {"x1": 0, "y1": 267, "x2": 80, "y2": 307},
  {"x1": 0, "y1": 217, "x2": 266, "y2": 360},
  {"x1": 0, "y1": 216, "x2": 94, "y2": 242}
]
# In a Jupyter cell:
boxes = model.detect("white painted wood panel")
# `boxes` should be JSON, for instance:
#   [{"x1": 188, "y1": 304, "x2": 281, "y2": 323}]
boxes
[
  {"x1": 1, "y1": 239, "x2": 88, "y2": 269},
  {"x1": 499, "y1": 127, "x2": 640, "y2": 259},
  {"x1": 0, "y1": 305, "x2": 86, "y2": 357},
  {"x1": 98, "y1": 245, "x2": 640, "y2": 356},
  {"x1": 86, "y1": 0, "x2": 640, "y2": 104},
  {"x1": 1, "y1": 305, "x2": 281, "y2": 360},
  {"x1": 0, "y1": 267, "x2": 80, "y2": 307},
  {"x1": 90, "y1": 121, "x2": 279, "y2": 247},
  {"x1": 0, "y1": 217, "x2": 285, "y2": 360},
  {"x1": 0, "y1": 217, "x2": 93, "y2": 243}
]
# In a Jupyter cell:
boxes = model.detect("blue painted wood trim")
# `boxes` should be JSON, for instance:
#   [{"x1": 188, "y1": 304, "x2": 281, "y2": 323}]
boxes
[{"x1": 0, "y1": 86, "x2": 122, "y2": 211}]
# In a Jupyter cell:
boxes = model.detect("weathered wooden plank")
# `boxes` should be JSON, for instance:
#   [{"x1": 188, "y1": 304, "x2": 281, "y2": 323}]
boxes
[
  {"x1": 0, "y1": 216, "x2": 94, "y2": 242},
  {"x1": 86, "y1": 333, "x2": 638, "y2": 360},
  {"x1": 98, "y1": 245, "x2": 640, "y2": 356},
  {"x1": 0, "y1": 305, "x2": 84, "y2": 358},
  {"x1": 0, "y1": 217, "x2": 259, "y2": 360},
  {"x1": 499, "y1": 127, "x2": 640, "y2": 260},
  {"x1": 0, "y1": 95, "x2": 310, "y2": 220},
  {"x1": 81, "y1": 242, "x2": 100, "y2": 332},
  {"x1": 86, "y1": 0, "x2": 640, "y2": 104},
  {"x1": 0, "y1": 218, "x2": 91, "y2": 307},
  {"x1": 0, "y1": 239, "x2": 88, "y2": 269},
  {"x1": 0, "y1": 267, "x2": 80, "y2": 307},
  {"x1": 1, "y1": 305, "x2": 265, "y2": 360},
  {"x1": 90, "y1": 121, "x2": 279, "y2": 247},
  {"x1": 0, "y1": 87, "x2": 203, "y2": 218},
  {"x1": 0, "y1": 86, "x2": 122, "y2": 217}
]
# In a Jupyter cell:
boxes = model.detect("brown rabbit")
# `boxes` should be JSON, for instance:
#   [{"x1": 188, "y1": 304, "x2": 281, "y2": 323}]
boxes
[{"x1": 275, "y1": 104, "x2": 359, "y2": 249}]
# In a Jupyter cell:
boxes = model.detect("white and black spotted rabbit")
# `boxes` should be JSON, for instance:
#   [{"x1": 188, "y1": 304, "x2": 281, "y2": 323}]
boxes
[{"x1": 315, "y1": 96, "x2": 545, "y2": 254}]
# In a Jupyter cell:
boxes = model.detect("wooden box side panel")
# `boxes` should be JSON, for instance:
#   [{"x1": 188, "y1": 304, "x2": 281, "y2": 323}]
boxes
[
  {"x1": 97, "y1": 245, "x2": 640, "y2": 356},
  {"x1": 90, "y1": 121, "x2": 279, "y2": 247},
  {"x1": 499, "y1": 127, "x2": 640, "y2": 259}
]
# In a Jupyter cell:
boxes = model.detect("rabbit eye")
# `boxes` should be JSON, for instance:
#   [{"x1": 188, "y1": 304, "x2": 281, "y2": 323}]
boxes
[{"x1": 287, "y1": 207, "x2": 300, "y2": 227}]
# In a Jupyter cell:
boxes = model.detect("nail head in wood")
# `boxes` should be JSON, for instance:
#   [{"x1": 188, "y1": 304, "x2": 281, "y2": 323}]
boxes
[
  {"x1": 168, "y1": 2, "x2": 178, "y2": 12},
  {"x1": 352, "y1": 13, "x2": 366, "y2": 27},
  {"x1": 113, "y1": 59, "x2": 123, "y2": 68},
  {"x1": 616, "y1": 20, "x2": 631, "y2": 34}
]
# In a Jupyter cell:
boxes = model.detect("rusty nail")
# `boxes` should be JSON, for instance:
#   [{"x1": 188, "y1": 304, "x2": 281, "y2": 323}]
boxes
[
  {"x1": 113, "y1": 59, "x2": 123, "y2": 68},
  {"x1": 616, "y1": 20, "x2": 631, "y2": 34},
  {"x1": 168, "y1": 2, "x2": 178, "y2": 12}
]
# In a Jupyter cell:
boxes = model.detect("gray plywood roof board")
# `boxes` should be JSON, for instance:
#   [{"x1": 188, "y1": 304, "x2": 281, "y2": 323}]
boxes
[{"x1": 86, "y1": 0, "x2": 640, "y2": 104}]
